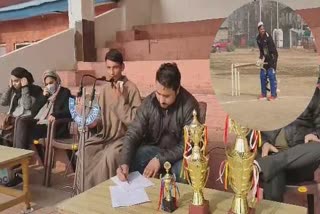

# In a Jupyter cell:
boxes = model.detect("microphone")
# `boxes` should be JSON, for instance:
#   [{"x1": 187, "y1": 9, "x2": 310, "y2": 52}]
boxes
[
  {"x1": 96, "y1": 76, "x2": 107, "y2": 81},
  {"x1": 89, "y1": 76, "x2": 109, "y2": 108},
  {"x1": 77, "y1": 76, "x2": 85, "y2": 97},
  {"x1": 77, "y1": 75, "x2": 109, "y2": 97}
]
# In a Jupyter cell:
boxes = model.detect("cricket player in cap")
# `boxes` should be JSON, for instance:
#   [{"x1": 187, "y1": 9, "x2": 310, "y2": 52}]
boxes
[{"x1": 256, "y1": 21, "x2": 279, "y2": 101}]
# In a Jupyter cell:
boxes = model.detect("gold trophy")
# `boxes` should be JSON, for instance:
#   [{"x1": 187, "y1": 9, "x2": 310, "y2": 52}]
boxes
[
  {"x1": 158, "y1": 162, "x2": 179, "y2": 213},
  {"x1": 183, "y1": 110, "x2": 210, "y2": 214},
  {"x1": 219, "y1": 118, "x2": 260, "y2": 214}
]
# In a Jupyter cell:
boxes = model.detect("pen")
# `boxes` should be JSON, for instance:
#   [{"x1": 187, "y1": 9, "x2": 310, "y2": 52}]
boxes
[{"x1": 120, "y1": 166, "x2": 129, "y2": 184}]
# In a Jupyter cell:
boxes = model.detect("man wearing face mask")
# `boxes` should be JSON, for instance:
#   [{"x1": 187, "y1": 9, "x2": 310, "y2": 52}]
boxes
[
  {"x1": 116, "y1": 63, "x2": 200, "y2": 183},
  {"x1": 5, "y1": 70, "x2": 71, "y2": 186},
  {"x1": 0, "y1": 67, "x2": 42, "y2": 145}
]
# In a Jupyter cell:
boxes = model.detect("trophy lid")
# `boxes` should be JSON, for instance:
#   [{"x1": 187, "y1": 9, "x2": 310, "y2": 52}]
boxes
[
  {"x1": 228, "y1": 118, "x2": 251, "y2": 154},
  {"x1": 230, "y1": 118, "x2": 250, "y2": 138},
  {"x1": 190, "y1": 110, "x2": 201, "y2": 128},
  {"x1": 164, "y1": 161, "x2": 171, "y2": 174}
]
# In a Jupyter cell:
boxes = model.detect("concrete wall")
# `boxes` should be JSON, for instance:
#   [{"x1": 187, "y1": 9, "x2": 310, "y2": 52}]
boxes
[
  {"x1": 151, "y1": 0, "x2": 320, "y2": 23},
  {"x1": 95, "y1": 0, "x2": 154, "y2": 48},
  {"x1": 68, "y1": 0, "x2": 95, "y2": 28},
  {"x1": 95, "y1": 8, "x2": 124, "y2": 48},
  {"x1": 0, "y1": 29, "x2": 76, "y2": 91},
  {"x1": 120, "y1": 0, "x2": 153, "y2": 30}
]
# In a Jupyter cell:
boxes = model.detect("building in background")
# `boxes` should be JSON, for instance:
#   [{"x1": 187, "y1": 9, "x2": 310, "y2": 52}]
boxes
[{"x1": 0, "y1": 0, "x2": 117, "y2": 55}]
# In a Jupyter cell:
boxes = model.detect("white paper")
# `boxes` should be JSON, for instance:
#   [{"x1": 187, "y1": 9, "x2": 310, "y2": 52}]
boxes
[
  {"x1": 111, "y1": 171, "x2": 154, "y2": 190},
  {"x1": 109, "y1": 185, "x2": 150, "y2": 208}
]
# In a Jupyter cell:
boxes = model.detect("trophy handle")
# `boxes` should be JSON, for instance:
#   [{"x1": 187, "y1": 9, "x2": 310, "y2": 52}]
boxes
[
  {"x1": 185, "y1": 169, "x2": 192, "y2": 186},
  {"x1": 204, "y1": 166, "x2": 210, "y2": 187}
]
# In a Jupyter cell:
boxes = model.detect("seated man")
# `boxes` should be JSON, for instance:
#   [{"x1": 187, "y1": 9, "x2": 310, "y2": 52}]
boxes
[
  {"x1": 6, "y1": 70, "x2": 72, "y2": 187},
  {"x1": 256, "y1": 85, "x2": 320, "y2": 202},
  {"x1": 0, "y1": 67, "x2": 42, "y2": 145},
  {"x1": 76, "y1": 49, "x2": 142, "y2": 191},
  {"x1": 116, "y1": 62, "x2": 200, "y2": 183}
]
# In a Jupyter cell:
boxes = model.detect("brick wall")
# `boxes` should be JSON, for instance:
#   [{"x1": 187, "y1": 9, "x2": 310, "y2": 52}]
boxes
[
  {"x1": 0, "y1": 0, "x2": 31, "y2": 8},
  {"x1": 0, "y1": 3, "x2": 117, "y2": 53},
  {"x1": 0, "y1": 14, "x2": 68, "y2": 53}
]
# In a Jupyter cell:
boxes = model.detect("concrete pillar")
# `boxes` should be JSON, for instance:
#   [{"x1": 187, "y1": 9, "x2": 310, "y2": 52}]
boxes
[{"x1": 68, "y1": 0, "x2": 96, "y2": 62}]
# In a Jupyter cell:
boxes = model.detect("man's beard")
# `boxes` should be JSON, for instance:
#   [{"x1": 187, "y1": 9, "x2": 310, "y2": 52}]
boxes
[{"x1": 12, "y1": 86, "x2": 21, "y2": 93}]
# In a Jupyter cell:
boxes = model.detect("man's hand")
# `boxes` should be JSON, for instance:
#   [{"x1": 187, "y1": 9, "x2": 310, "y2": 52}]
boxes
[
  {"x1": 48, "y1": 115, "x2": 56, "y2": 123},
  {"x1": 256, "y1": 59, "x2": 262, "y2": 66},
  {"x1": 143, "y1": 157, "x2": 160, "y2": 178},
  {"x1": 111, "y1": 82, "x2": 123, "y2": 98},
  {"x1": 116, "y1": 164, "x2": 129, "y2": 182},
  {"x1": 75, "y1": 97, "x2": 84, "y2": 113},
  {"x1": 305, "y1": 133, "x2": 320, "y2": 143},
  {"x1": 8, "y1": 78, "x2": 12, "y2": 88},
  {"x1": 261, "y1": 142, "x2": 279, "y2": 157},
  {"x1": 88, "y1": 119, "x2": 99, "y2": 129},
  {"x1": 21, "y1": 77, "x2": 28, "y2": 87}
]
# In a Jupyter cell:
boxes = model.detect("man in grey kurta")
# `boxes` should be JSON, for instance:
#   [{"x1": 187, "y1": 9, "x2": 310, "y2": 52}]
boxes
[{"x1": 75, "y1": 49, "x2": 141, "y2": 191}]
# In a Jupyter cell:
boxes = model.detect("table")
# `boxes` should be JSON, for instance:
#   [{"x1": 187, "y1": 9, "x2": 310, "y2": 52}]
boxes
[
  {"x1": 0, "y1": 145, "x2": 34, "y2": 212},
  {"x1": 57, "y1": 178, "x2": 307, "y2": 213}
]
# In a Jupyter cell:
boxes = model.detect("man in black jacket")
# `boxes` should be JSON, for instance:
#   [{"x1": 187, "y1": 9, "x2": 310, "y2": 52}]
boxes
[
  {"x1": 116, "y1": 63, "x2": 199, "y2": 183},
  {"x1": 256, "y1": 21, "x2": 279, "y2": 101},
  {"x1": 256, "y1": 85, "x2": 320, "y2": 202}
]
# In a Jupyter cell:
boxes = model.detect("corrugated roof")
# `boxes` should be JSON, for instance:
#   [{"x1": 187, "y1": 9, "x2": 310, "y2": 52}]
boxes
[{"x1": 0, "y1": 0, "x2": 113, "y2": 21}]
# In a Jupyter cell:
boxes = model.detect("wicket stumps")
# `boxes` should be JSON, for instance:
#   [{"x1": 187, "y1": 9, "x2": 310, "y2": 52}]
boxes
[{"x1": 231, "y1": 63, "x2": 256, "y2": 96}]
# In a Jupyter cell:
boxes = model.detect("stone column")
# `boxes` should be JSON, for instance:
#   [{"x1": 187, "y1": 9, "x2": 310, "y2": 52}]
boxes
[{"x1": 68, "y1": 0, "x2": 96, "y2": 62}]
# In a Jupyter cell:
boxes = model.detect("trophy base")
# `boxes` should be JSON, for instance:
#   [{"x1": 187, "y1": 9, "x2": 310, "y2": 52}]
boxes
[
  {"x1": 162, "y1": 197, "x2": 178, "y2": 213},
  {"x1": 189, "y1": 200, "x2": 210, "y2": 214},
  {"x1": 228, "y1": 207, "x2": 255, "y2": 214}
]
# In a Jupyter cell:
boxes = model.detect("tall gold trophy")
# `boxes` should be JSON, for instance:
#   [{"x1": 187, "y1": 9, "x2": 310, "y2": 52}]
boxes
[
  {"x1": 221, "y1": 118, "x2": 260, "y2": 214},
  {"x1": 183, "y1": 110, "x2": 210, "y2": 214}
]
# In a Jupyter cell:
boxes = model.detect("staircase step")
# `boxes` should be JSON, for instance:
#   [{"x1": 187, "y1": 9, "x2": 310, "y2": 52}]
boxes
[
  {"x1": 116, "y1": 29, "x2": 146, "y2": 42},
  {"x1": 67, "y1": 84, "x2": 226, "y2": 142},
  {"x1": 104, "y1": 36, "x2": 213, "y2": 61},
  {"x1": 57, "y1": 69, "x2": 96, "y2": 87},
  {"x1": 96, "y1": 48, "x2": 110, "y2": 62},
  {"x1": 68, "y1": 85, "x2": 104, "y2": 97},
  {"x1": 73, "y1": 60, "x2": 214, "y2": 95},
  {"x1": 60, "y1": 59, "x2": 226, "y2": 139},
  {"x1": 57, "y1": 70, "x2": 78, "y2": 87},
  {"x1": 132, "y1": 18, "x2": 224, "y2": 40},
  {"x1": 124, "y1": 59, "x2": 214, "y2": 95}
]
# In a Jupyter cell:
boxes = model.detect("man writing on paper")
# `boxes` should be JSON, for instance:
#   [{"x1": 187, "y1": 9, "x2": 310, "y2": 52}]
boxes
[
  {"x1": 116, "y1": 63, "x2": 199, "y2": 183},
  {"x1": 76, "y1": 49, "x2": 142, "y2": 191}
]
